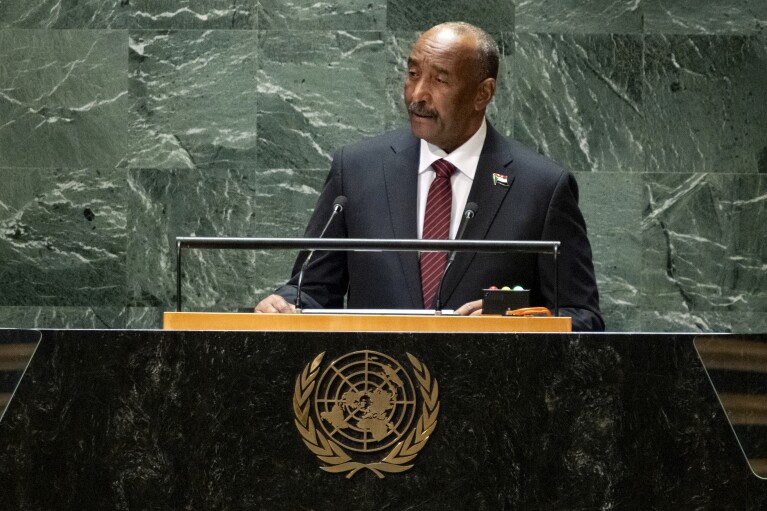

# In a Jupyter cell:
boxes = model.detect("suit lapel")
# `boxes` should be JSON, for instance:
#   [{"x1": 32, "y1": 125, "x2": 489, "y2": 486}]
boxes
[
  {"x1": 383, "y1": 131, "x2": 422, "y2": 308},
  {"x1": 441, "y1": 124, "x2": 515, "y2": 305}
]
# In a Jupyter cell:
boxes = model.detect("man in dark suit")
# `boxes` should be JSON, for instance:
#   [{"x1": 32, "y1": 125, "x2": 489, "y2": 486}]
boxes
[{"x1": 256, "y1": 22, "x2": 604, "y2": 331}]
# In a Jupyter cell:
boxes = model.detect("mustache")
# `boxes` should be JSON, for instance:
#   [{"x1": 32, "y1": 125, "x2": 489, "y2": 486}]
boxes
[{"x1": 407, "y1": 102, "x2": 437, "y2": 117}]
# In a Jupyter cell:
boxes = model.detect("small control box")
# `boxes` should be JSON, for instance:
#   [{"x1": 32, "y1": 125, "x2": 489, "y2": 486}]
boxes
[{"x1": 482, "y1": 288, "x2": 530, "y2": 315}]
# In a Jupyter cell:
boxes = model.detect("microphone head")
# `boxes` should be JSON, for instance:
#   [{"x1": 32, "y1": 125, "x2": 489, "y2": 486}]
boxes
[
  {"x1": 464, "y1": 202, "x2": 478, "y2": 218},
  {"x1": 333, "y1": 195, "x2": 348, "y2": 212}
]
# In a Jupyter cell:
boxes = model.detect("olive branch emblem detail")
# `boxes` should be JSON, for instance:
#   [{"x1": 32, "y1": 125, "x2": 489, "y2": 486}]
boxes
[{"x1": 293, "y1": 351, "x2": 440, "y2": 478}]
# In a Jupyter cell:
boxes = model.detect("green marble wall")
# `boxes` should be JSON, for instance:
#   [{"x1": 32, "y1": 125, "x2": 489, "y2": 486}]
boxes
[{"x1": 1, "y1": 1, "x2": 765, "y2": 331}]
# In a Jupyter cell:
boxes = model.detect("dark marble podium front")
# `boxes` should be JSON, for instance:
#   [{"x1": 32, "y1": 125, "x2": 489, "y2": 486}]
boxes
[{"x1": 0, "y1": 329, "x2": 764, "y2": 510}]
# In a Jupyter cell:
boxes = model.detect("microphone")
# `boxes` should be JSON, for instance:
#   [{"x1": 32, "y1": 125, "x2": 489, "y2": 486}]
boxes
[
  {"x1": 295, "y1": 195, "x2": 347, "y2": 312},
  {"x1": 433, "y1": 202, "x2": 478, "y2": 313}
]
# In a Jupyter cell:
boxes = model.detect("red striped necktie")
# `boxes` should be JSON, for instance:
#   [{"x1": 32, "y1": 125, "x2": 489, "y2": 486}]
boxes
[{"x1": 420, "y1": 158, "x2": 456, "y2": 308}]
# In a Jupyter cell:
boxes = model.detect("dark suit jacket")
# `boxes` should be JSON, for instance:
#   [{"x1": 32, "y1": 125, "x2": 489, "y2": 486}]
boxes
[{"x1": 275, "y1": 123, "x2": 605, "y2": 331}]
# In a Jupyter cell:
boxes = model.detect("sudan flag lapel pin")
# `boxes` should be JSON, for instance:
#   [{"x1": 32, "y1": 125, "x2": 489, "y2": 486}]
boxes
[{"x1": 492, "y1": 172, "x2": 509, "y2": 187}]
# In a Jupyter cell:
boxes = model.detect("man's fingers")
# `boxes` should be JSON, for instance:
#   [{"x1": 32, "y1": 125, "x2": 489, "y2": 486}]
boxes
[
  {"x1": 255, "y1": 295, "x2": 296, "y2": 314},
  {"x1": 456, "y1": 299, "x2": 483, "y2": 316}
]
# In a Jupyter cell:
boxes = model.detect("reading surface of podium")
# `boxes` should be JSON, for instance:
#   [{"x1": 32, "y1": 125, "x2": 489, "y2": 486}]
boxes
[
  {"x1": 1, "y1": 324, "x2": 765, "y2": 510},
  {"x1": 162, "y1": 311, "x2": 573, "y2": 332}
]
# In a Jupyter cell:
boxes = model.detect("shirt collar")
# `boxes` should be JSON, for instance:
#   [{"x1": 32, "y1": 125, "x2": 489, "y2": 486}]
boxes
[{"x1": 418, "y1": 117, "x2": 487, "y2": 179}]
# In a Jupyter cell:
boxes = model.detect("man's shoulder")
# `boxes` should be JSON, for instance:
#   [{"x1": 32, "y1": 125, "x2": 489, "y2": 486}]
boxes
[{"x1": 485, "y1": 125, "x2": 570, "y2": 183}]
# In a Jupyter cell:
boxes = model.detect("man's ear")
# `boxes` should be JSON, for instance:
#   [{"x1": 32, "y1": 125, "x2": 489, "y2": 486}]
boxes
[{"x1": 474, "y1": 78, "x2": 496, "y2": 111}]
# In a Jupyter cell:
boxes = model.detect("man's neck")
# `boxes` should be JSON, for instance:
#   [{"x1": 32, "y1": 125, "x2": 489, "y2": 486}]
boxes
[
  {"x1": 437, "y1": 116, "x2": 486, "y2": 154},
  {"x1": 422, "y1": 118, "x2": 487, "y2": 163}
]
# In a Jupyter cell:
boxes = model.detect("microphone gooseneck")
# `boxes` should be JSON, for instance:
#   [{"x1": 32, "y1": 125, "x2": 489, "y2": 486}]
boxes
[
  {"x1": 295, "y1": 195, "x2": 347, "y2": 312},
  {"x1": 433, "y1": 202, "x2": 478, "y2": 313}
]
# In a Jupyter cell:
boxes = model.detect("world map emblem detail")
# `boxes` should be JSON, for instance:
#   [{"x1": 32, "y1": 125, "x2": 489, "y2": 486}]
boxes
[{"x1": 293, "y1": 350, "x2": 440, "y2": 478}]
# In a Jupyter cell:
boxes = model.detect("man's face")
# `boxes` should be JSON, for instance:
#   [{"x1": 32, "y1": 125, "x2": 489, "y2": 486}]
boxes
[{"x1": 404, "y1": 28, "x2": 492, "y2": 153}]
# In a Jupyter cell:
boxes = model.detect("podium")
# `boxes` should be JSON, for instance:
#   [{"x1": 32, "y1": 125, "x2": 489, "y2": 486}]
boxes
[
  {"x1": 162, "y1": 311, "x2": 572, "y2": 332},
  {"x1": 1, "y1": 327, "x2": 765, "y2": 510}
]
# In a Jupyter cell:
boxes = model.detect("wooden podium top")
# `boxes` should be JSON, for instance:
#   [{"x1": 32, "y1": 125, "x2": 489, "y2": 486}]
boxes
[{"x1": 163, "y1": 312, "x2": 572, "y2": 333}]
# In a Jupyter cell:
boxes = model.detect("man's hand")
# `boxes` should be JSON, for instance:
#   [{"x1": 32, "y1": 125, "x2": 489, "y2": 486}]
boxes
[
  {"x1": 456, "y1": 299, "x2": 483, "y2": 316},
  {"x1": 255, "y1": 294, "x2": 297, "y2": 314}
]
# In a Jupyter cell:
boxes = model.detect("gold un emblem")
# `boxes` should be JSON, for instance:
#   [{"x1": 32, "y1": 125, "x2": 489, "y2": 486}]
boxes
[{"x1": 293, "y1": 350, "x2": 440, "y2": 478}]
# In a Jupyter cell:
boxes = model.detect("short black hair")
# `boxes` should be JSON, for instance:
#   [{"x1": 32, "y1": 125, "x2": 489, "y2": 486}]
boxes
[{"x1": 436, "y1": 22, "x2": 500, "y2": 81}]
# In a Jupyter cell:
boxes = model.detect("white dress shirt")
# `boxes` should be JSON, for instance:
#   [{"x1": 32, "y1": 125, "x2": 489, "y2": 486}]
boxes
[{"x1": 417, "y1": 118, "x2": 487, "y2": 240}]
